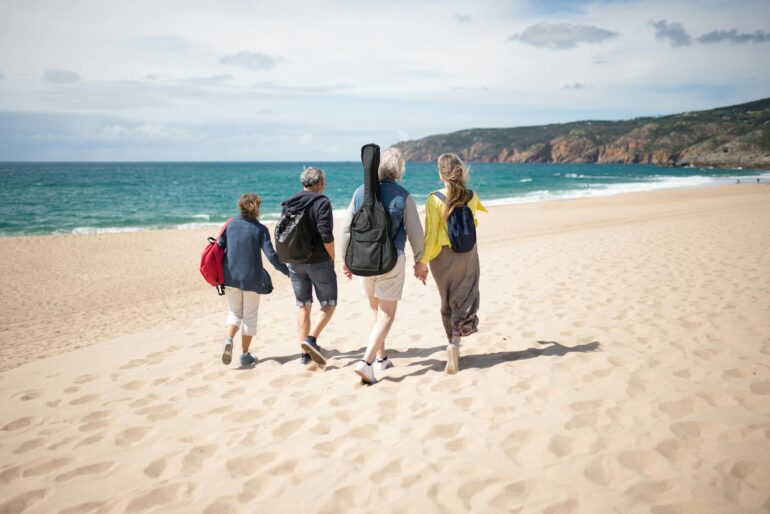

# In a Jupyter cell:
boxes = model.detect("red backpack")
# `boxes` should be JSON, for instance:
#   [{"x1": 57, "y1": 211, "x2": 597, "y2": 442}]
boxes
[{"x1": 200, "y1": 218, "x2": 232, "y2": 295}]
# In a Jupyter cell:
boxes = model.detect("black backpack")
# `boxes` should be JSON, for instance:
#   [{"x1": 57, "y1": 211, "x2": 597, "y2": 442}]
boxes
[
  {"x1": 433, "y1": 190, "x2": 476, "y2": 253},
  {"x1": 345, "y1": 144, "x2": 398, "y2": 276},
  {"x1": 274, "y1": 195, "x2": 321, "y2": 264}
]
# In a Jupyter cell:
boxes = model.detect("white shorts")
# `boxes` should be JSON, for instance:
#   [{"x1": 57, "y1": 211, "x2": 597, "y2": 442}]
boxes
[
  {"x1": 360, "y1": 254, "x2": 406, "y2": 301},
  {"x1": 225, "y1": 287, "x2": 261, "y2": 336}
]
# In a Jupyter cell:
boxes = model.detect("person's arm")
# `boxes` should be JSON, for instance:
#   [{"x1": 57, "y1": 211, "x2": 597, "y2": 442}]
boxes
[
  {"x1": 261, "y1": 228, "x2": 290, "y2": 277},
  {"x1": 217, "y1": 223, "x2": 228, "y2": 248},
  {"x1": 403, "y1": 194, "x2": 425, "y2": 263},
  {"x1": 470, "y1": 192, "x2": 488, "y2": 226},
  {"x1": 339, "y1": 196, "x2": 356, "y2": 279},
  {"x1": 419, "y1": 195, "x2": 441, "y2": 265},
  {"x1": 315, "y1": 197, "x2": 335, "y2": 259}
]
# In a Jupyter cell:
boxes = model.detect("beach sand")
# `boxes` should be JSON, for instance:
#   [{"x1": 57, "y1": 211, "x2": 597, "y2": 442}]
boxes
[{"x1": 1, "y1": 184, "x2": 769, "y2": 513}]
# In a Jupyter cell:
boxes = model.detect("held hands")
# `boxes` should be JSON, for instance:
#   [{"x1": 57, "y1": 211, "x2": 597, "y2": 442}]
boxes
[
  {"x1": 413, "y1": 262, "x2": 429, "y2": 285},
  {"x1": 342, "y1": 263, "x2": 353, "y2": 280}
]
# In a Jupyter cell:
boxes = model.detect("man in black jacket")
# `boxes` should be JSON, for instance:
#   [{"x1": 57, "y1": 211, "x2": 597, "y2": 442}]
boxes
[{"x1": 281, "y1": 167, "x2": 337, "y2": 366}]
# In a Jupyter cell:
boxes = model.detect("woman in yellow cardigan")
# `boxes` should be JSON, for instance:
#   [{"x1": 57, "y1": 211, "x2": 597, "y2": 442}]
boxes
[{"x1": 414, "y1": 153, "x2": 487, "y2": 374}]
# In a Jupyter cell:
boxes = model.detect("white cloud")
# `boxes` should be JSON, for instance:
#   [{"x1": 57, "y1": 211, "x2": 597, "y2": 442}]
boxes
[
  {"x1": 220, "y1": 51, "x2": 283, "y2": 70},
  {"x1": 508, "y1": 22, "x2": 618, "y2": 50},
  {"x1": 43, "y1": 69, "x2": 81, "y2": 84},
  {"x1": 299, "y1": 132, "x2": 314, "y2": 146}
]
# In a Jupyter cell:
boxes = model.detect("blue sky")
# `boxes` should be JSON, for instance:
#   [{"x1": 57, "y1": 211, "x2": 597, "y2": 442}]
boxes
[{"x1": 0, "y1": 0, "x2": 768, "y2": 161}]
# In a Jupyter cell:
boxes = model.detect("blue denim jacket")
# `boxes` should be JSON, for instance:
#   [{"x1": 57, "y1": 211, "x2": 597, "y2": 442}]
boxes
[{"x1": 351, "y1": 180, "x2": 409, "y2": 252}]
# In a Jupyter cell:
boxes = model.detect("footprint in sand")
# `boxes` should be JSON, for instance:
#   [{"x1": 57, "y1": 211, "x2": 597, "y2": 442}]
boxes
[
  {"x1": 0, "y1": 465, "x2": 21, "y2": 485},
  {"x1": 203, "y1": 498, "x2": 238, "y2": 514},
  {"x1": 69, "y1": 394, "x2": 99, "y2": 406},
  {"x1": 13, "y1": 437, "x2": 45, "y2": 455},
  {"x1": 272, "y1": 419, "x2": 305, "y2": 438},
  {"x1": 2, "y1": 416, "x2": 35, "y2": 431},
  {"x1": 749, "y1": 380, "x2": 770, "y2": 395},
  {"x1": 490, "y1": 480, "x2": 532, "y2": 509},
  {"x1": 125, "y1": 483, "x2": 191, "y2": 513},
  {"x1": 565, "y1": 411, "x2": 599, "y2": 430},
  {"x1": 0, "y1": 489, "x2": 47, "y2": 513},
  {"x1": 220, "y1": 387, "x2": 245, "y2": 400},
  {"x1": 370, "y1": 460, "x2": 401, "y2": 484},
  {"x1": 63, "y1": 386, "x2": 80, "y2": 394},
  {"x1": 548, "y1": 435, "x2": 573, "y2": 458},
  {"x1": 225, "y1": 453, "x2": 275, "y2": 479},
  {"x1": 121, "y1": 380, "x2": 146, "y2": 391},
  {"x1": 543, "y1": 498, "x2": 579, "y2": 514},
  {"x1": 59, "y1": 501, "x2": 110, "y2": 514},
  {"x1": 224, "y1": 409, "x2": 262, "y2": 424},
  {"x1": 428, "y1": 423, "x2": 461, "y2": 439},
  {"x1": 458, "y1": 478, "x2": 497, "y2": 511},
  {"x1": 185, "y1": 385, "x2": 211, "y2": 398},
  {"x1": 115, "y1": 427, "x2": 151, "y2": 446},
  {"x1": 310, "y1": 422, "x2": 331, "y2": 435},
  {"x1": 136, "y1": 404, "x2": 178, "y2": 421},
  {"x1": 75, "y1": 434, "x2": 105, "y2": 448},
  {"x1": 12, "y1": 390, "x2": 42, "y2": 401},
  {"x1": 55, "y1": 462, "x2": 113, "y2": 482},
  {"x1": 143, "y1": 452, "x2": 179, "y2": 479},
  {"x1": 22, "y1": 457, "x2": 73, "y2": 477},
  {"x1": 73, "y1": 374, "x2": 97, "y2": 385},
  {"x1": 237, "y1": 476, "x2": 272, "y2": 504},
  {"x1": 182, "y1": 445, "x2": 218, "y2": 475}
]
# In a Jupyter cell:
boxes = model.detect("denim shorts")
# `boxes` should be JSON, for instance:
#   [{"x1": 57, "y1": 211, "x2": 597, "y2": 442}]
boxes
[{"x1": 288, "y1": 259, "x2": 338, "y2": 307}]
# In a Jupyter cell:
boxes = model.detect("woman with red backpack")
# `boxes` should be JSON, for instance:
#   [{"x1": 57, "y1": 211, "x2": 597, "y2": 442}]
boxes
[{"x1": 414, "y1": 153, "x2": 487, "y2": 374}]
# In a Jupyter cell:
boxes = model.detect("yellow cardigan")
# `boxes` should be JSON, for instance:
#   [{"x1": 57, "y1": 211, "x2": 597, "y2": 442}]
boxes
[{"x1": 420, "y1": 189, "x2": 487, "y2": 264}]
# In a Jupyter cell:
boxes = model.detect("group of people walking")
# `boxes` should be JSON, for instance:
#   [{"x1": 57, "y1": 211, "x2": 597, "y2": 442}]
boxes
[{"x1": 216, "y1": 149, "x2": 486, "y2": 384}]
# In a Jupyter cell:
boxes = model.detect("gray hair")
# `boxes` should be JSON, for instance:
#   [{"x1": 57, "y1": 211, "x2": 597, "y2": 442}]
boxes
[
  {"x1": 300, "y1": 167, "x2": 326, "y2": 188},
  {"x1": 378, "y1": 147, "x2": 405, "y2": 181}
]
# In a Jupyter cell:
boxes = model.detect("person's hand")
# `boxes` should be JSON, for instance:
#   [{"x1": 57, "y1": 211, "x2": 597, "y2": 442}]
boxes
[
  {"x1": 342, "y1": 263, "x2": 353, "y2": 280},
  {"x1": 413, "y1": 262, "x2": 428, "y2": 285}
]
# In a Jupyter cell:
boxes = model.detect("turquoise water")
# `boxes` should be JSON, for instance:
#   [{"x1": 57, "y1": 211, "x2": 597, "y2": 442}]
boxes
[{"x1": 0, "y1": 162, "x2": 767, "y2": 236}]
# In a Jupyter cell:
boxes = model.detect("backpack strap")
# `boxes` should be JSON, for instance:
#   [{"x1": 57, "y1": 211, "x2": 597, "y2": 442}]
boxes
[
  {"x1": 432, "y1": 190, "x2": 473, "y2": 205},
  {"x1": 432, "y1": 191, "x2": 446, "y2": 202}
]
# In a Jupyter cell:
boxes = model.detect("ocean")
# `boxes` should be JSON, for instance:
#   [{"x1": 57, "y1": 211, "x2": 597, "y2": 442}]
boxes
[{"x1": 0, "y1": 162, "x2": 767, "y2": 237}]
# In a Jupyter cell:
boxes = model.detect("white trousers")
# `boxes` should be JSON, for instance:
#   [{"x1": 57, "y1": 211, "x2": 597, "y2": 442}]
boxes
[{"x1": 225, "y1": 288, "x2": 261, "y2": 336}]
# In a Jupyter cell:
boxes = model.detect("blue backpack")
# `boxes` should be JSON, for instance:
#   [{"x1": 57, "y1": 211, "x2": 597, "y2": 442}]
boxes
[{"x1": 432, "y1": 190, "x2": 476, "y2": 253}]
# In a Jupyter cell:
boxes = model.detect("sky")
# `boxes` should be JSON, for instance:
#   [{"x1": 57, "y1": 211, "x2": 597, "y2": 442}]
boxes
[{"x1": 0, "y1": 0, "x2": 768, "y2": 161}]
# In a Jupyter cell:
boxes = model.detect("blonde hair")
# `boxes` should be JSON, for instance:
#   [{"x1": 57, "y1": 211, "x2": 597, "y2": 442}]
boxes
[
  {"x1": 238, "y1": 193, "x2": 261, "y2": 220},
  {"x1": 437, "y1": 153, "x2": 470, "y2": 219},
  {"x1": 378, "y1": 147, "x2": 405, "y2": 181}
]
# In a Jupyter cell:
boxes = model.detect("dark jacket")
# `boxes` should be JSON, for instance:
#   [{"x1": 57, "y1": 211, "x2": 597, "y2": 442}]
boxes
[
  {"x1": 218, "y1": 216, "x2": 289, "y2": 294},
  {"x1": 281, "y1": 191, "x2": 334, "y2": 264}
]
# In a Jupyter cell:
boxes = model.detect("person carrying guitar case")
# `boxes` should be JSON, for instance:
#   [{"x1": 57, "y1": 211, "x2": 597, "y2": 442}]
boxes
[{"x1": 340, "y1": 145, "x2": 425, "y2": 384}]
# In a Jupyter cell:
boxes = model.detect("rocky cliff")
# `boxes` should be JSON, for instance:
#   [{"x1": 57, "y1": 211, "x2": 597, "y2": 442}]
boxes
[{"x1": 394, "y1": 98, "x2": 770, "y2": 168}]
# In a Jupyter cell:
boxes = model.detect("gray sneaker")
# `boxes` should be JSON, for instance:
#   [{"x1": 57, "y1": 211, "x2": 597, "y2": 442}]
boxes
[
  {"x1": 221, "y1": 340, "x2": 233, "y2": 365},
  {"x1": 299, "y1": 352, "x2": 312, "y2": 365},
  {"x1": 240, "y1": 352, "x2": 257, "y2": 367}
]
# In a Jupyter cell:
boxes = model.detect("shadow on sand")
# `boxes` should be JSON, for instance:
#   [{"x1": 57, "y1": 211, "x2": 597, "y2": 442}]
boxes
[{"x1": 379, "y1": 340, "x2": 601, "y2": 383}]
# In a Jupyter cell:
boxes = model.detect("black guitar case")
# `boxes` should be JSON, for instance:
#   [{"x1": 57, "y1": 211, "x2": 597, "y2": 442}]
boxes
[{"x1": 344, "y1": 143, "x2": 398, "y2": 277}]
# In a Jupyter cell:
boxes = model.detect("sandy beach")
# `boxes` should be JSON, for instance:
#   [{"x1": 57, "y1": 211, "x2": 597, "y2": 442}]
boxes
[{"x1": 1, "y1": 184, "x2": 769, "y2": 513}]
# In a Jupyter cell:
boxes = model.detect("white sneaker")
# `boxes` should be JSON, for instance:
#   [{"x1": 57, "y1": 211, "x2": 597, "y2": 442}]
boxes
[
  {"x1": 375, "y1": 356, "x2": 394, "y2": 371},
  {"x1": 354, "y1": 360, "x2": 377, "y2": 385},
  {"x1": 445, "y1": 344, "x2": 459, "y2": 375}
]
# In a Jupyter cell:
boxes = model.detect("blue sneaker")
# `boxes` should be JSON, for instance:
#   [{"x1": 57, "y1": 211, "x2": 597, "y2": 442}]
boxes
[
  {"x1": 240, "y1": 352, "x2": 257, "y2": 367},
  {"x1": 300, "y1": 340, "x2": 326, "y2": 366},
  {"x1": 299, "y1": 352, "x2": 312, "y2": 365}
]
